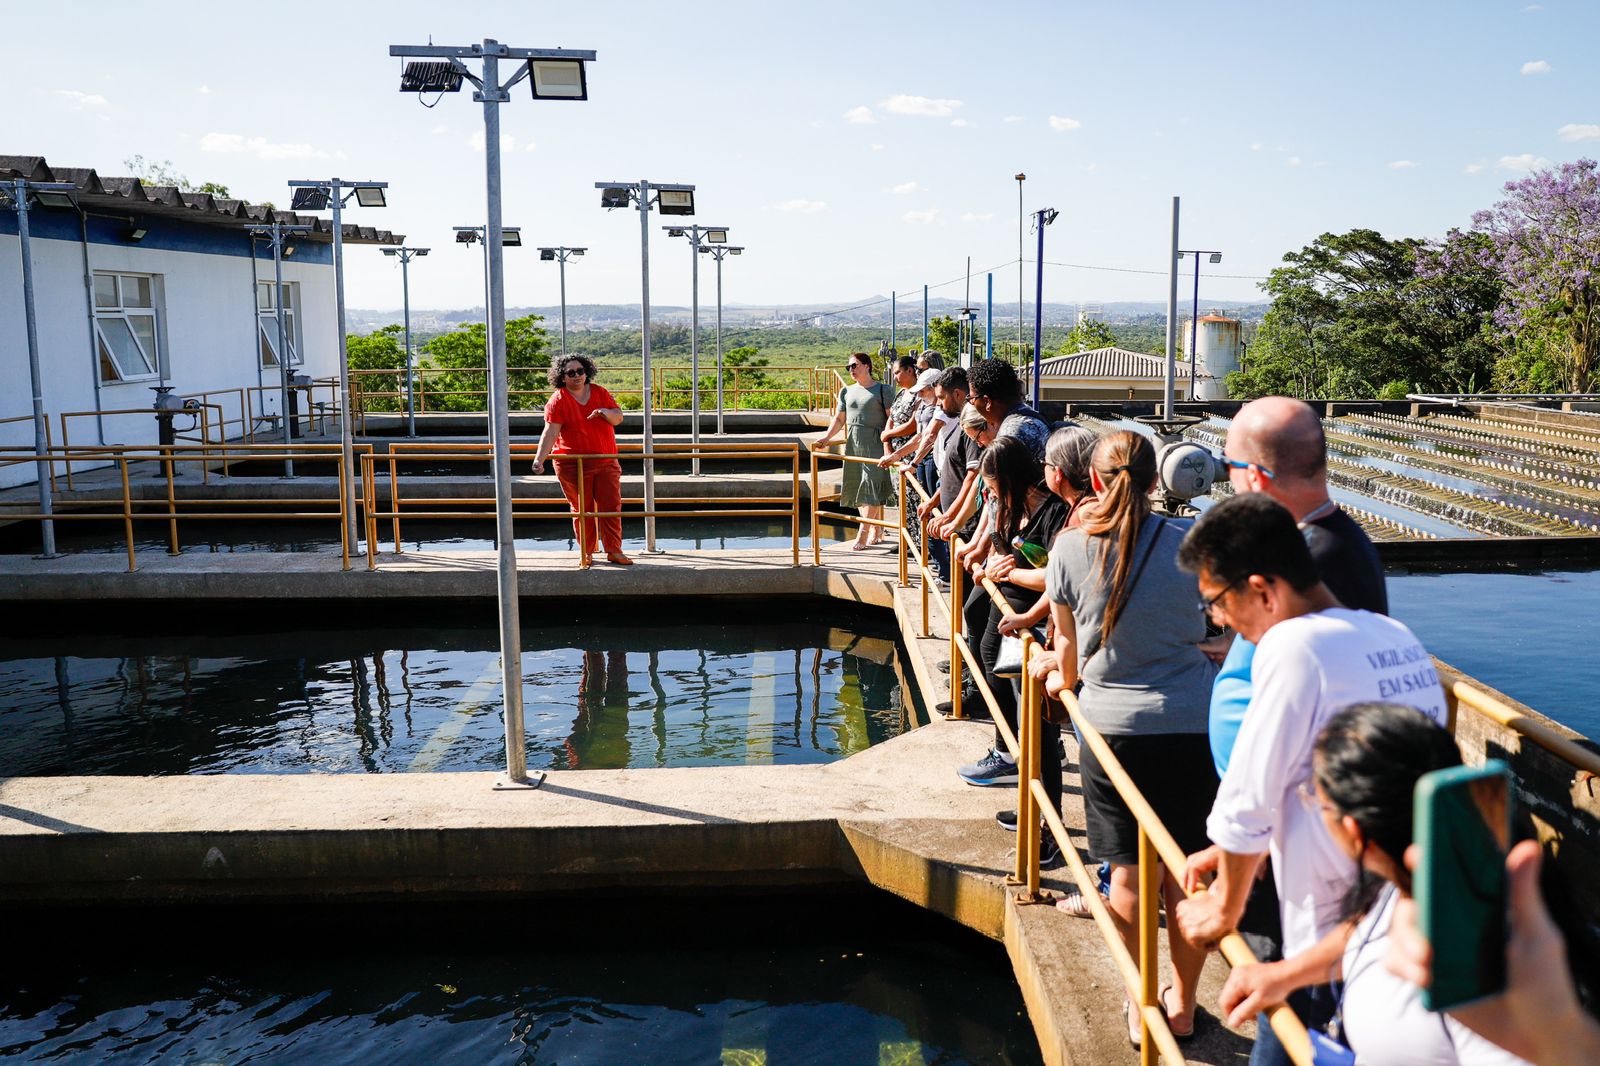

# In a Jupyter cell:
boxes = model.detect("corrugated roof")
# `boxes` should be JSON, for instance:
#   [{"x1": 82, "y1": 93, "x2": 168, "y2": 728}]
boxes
[
  {"x1": 0, "y1": 155, "x2": 403, "y2": 246},
  {"x1": 1036, "y1": 346, "x2": 1211, "y2": 380}
]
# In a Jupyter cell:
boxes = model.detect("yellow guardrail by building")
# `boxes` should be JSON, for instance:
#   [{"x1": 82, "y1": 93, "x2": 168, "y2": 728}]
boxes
[
  {"x1": 358, "y1": 440, "x2": 804, "y2": 570},
  {"x1": 0, "y1": 412, "x2": 55, "y2": 494},
  {"x1": 57, "y1": 405, "x2": 227, "y2": 489}
]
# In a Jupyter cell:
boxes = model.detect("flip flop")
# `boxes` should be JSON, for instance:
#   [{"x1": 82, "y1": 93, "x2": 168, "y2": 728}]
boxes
[{"x1": 1054, "y1": 891, "x2": 1093, "y2": 919}]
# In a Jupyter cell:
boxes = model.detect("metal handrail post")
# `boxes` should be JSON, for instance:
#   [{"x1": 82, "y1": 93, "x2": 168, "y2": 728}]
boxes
[
  {"x1": 896, "y1": 466, "x2": 908, "y2": 587},
  {"x1": 364, "y1": 453, "x2": 378, "y2": 570},
  {"x1": 810, "y1": 449, "x2": 820, "y2": 566},
  {"x1": 1139, "y1": 824, "x2": 1160, "y2": 1066},
  {"x1": 791, "y1": 444, "x2": 800, "y2": 567},
  {"x1": 337, "y1": 449, "x2": 350, "y2": 571},
  {"x1": 163, "y1": 443, "x2": 179, "y2": 555},
  {"x1": 948, "y1": 543, "x2": 964, "y2": 719},
  {"x1": 119, "y1": 457, "x2": 136, "y2": 572},
  {"x1": 1017, "y1": 632, "x2": 1040, "y2": 894},
  {"x1": 389, "y1": 450, "x2": 401, "y2": 552},
  {"x1": 577, "y1": 454, "x2": 590, "y2": 568}
]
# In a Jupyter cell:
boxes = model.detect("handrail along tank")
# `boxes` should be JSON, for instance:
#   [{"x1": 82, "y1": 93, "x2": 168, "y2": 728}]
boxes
[{"x1": 1192, "y1": 315, "x2": 1241, "y2": 400}]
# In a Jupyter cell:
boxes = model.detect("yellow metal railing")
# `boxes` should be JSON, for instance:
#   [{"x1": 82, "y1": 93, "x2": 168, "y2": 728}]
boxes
[
  {"x1": 57, "y1": 405, "x2": 226, "y2": 489},
  {"x1": 821, "y1": 461, "x2": 1318, "y2": 1065},
  {"x1": 0, "y1": 443, "x2": 356, "y2": 571},
  {"x1": 0, "y1": 412, "x2": 56, "y2": 494},
  {"x1": 358, "y1": 440, "x2": 804, "y2": 570}
]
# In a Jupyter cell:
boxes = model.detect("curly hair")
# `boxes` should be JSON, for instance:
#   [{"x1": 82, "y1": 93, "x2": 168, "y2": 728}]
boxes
[
  {"x1": 547, "y1": 352, "x2": 599, "y2": 389},
  {"x1": 967, "y1": 358, "x2": 1022, "y2": 406}
]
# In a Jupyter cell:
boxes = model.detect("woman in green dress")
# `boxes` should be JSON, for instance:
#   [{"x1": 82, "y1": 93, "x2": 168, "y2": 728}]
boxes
[{"x1": 811, "y1": 352, "x2": 893, "y2": 550}]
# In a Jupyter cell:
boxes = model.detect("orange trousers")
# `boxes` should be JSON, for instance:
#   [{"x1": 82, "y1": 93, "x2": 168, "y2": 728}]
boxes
[{"x1": 554, "y1": 457, "x2": 623, "y2": 554}]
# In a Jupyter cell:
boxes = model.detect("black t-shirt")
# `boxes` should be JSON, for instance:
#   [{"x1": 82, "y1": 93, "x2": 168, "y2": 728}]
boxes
[
  {"x1": 1305, "y1": 507, "x2": 1387, "y2": 615},
  {"x1": 997, "y1": 493, "x2": 1068, "y2": 611},
  {"x1": 938, "y1": 425, "x2": 983, "y2": 538}
]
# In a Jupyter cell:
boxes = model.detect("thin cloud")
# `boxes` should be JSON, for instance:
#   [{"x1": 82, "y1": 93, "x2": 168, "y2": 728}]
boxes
[
  {"x1": 881, "y1": 94, "x2": 963, "y2": 118},
  {"x1": 1524, "y1": 3, "x2": 1543, "y2": 9},
  {"x1": 902, "y1": 208, "x2": 939, "y2": 225},
  {"x1": 1002, "y1": 115, "x2": 1024, "y2": 124},
  {"x1": 1557, "y1": 123, "x2": 1600, "y2": 142},
  {"x1": 53, "y1": 90, "x2": 107, "y2": 109},
  {"x1": 1047, "y1": 115, "x2": 1082, "y2": 132},
  {"x1": 1497, "y1": 153, "x2": 1552, "y2": 172},
  {"x1": 773, "y1": 198, "x2": 827, "y2": 214},
  {"x1": 961, "y1": 212, "x2": 994, "y2": 223},
  {"x1": 196, "y1": 85, "x2": 212, "y2": 96},
  {"x1": 1521, "y1": 60, "x2": 1551, "y2": 75},
  {"x1": 950, "y1": 118, "x2": 970, "y2": 128},
  {"x1": 1250, "y1": 143, "x2": 1263, "y2": 151},
  {"x1": 1287, "y1": 155, "x2": 1303, "y2": 167},
  {"x1": 1464, "y1": 161, "x2": 1487, "y2": 174},
  {"x1": 1387, "y1": 160, "x2": 1420, "y2": 169},
  {"x1": 843, "y1": 106, "x2": 875, "y2": 125},
  {"x1": 889, "y1": 181, "x2": 922, "y2": 195},
  {"x1": 870, "y1": 143, "x2": 884, "y2": 151},
  {"x1": 200, "y1": 132, "x2": 327, "y2": 160}
]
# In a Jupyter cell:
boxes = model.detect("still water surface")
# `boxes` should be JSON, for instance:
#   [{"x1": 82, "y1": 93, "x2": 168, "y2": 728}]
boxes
[
  {"x1": 0, "y1": 894, "x2": 1043, "y2": 1065},
  {"x1": 0, "y1": 605, "x2": 910, "y2": 777},
  {"x1": 1388, "y1": 566, "x2": 1600, "y2": 736}
]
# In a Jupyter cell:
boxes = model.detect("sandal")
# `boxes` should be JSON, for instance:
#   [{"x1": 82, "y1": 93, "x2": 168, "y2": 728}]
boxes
[
  {"x1": 1125, "y1": 999, "x2": 1143, "y2": 1048},
  {"x1": 1054, "y1": 890, "x2": 1093, "y2": 919},
  {"x1": 1160, "y1": 984, "x2": 1195, "y2": 1040}
]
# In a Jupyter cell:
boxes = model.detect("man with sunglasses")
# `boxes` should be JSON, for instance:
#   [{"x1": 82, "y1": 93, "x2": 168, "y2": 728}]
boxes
[
  {"x1": 1200, "y1": 396, "x2": 1388, "y2": 1064},
  {"x1": 1173, "y1": 493, "x2": 1443, "y2": 1066}
]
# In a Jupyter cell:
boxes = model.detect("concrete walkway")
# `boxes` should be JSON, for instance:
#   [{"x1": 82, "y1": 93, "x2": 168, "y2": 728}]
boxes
[{"x1": 0, "y1": 537, "x2": 1254, "y2": 1064}]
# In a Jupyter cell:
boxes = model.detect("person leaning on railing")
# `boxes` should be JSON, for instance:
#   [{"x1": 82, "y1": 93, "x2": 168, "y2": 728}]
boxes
[
  {"x1": 810, "y1": 352, "x2": 892, "y2": 550},
  {"x1": 531, "y1": 353, "x2": 632, "y2": 568},
  {"x1": 1040, "y1": 429, "x2": 1219, "y2": 1045},
  {"x1": 931, "y1": 403, "x2": 997, "y2": 717},
  {"x1": 881, "y1": 354, "x2": 922, "y2": 452},
  {"x1": 1217, "y1": 702, "x2": 1540, "y2": 1066},
  {"x1": 1173, "y1": 494, "x2": 1448, "y2": 1066},
  {"x1": 914, "y1": 369, "x2": 974, "y2": 590}
]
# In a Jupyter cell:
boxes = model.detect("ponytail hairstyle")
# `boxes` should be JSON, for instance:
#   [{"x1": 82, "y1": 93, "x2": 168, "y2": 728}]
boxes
[
  {"x1": 1079, "y1": 430, "x2": 1156, "y2": 645},
  {"x1": 979, "y1": 436, "x2": 1038, "y2": 546},
  {"x1": 1313, "y1": 702, "x2": 1463, "y2": 917}
]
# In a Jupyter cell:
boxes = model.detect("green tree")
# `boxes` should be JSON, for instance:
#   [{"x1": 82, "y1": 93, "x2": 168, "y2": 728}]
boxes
[
  {"x1": 421, "y1": 314, "x2": 550, "y2": 410},
  {"x1": 925, "y1": 315, "x2": 960, "y2": 361},
  {"x1": 122, "y1": 154, "x2": 230, "y2": 197},
  {"x1": 347, "y1": 325, "x2": 406, "y2": 412},
  {"x1": 1060, "y1": 319, "x2": 1118, "y2": 353}
]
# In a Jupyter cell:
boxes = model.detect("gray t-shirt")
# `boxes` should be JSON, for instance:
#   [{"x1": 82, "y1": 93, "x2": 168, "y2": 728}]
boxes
[{"x1": 1045, "y1": 514, "x2": 1215, "y2": 735}]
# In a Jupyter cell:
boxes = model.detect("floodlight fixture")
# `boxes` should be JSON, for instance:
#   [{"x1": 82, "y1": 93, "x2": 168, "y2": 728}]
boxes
[
  {"x1": 657, "y1": 188, "x2": 695, "y2": 216},
  {"x1": 34, "y1": 189, "x2": 78, "y2": 210},
  {"x1": 355, "y1": 185, "x2": 388, "y2": 208},
  {"x1": 455, "y1": 228, "x2": 478, "y2": 243},
  {"x1": 571, "y1": 247, "x2": 585, "y2": 256},
  {"x1": 666, "y1": 227, "x2": 686, "y2": 238},
  {"x1": 291, "y1": 187, "x2": 331, "y2": 211},
  {"x1": 730, "y1": 247, "x2": 743, "y2": 255},
  {"x1": 283, "y1": 245, "x2": 296, "y2": 257},
  {"x1": 127, "y1": 227, "x2": 147, "y2": 242},
  {"x1": 539, "y1": 248, "x2": 556, "y2": 260},
  {"x1": 382, "y1": 248, "x2": 397, "y2": 256},
  {"x1": 1208, "y1": 252, "x2": 1222, "y2": 264},
  {"x1": 529, "y1": 58, "x2": 587, "y2": 100},
  {"x1": 415, "y1": 248, "x2": 430, "y2": 256},
  {"x1": 400, "y1": 60, "x2": 465, "y2": 93},
  {"x1": 1039, "y1": 207, "x2": 1060, "y2": 226},
  {"x1": 501, "y1": 228, "x2": 522, "y2": 247},
  {"x1": 706, "y1": 229, "x2": 727, "y2": 244},
  {"x1": 599, "y1": 184, "x2": 633, "y2": 209}
]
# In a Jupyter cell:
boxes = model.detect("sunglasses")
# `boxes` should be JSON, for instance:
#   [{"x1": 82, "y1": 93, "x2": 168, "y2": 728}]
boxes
[
  {"x1": 1222, "y1": 456, "x2": 1274, "y2": 479},
  {"x1": 846, "y1": 361, "x2": 864, "y2": 371},
  {"x1": 562, "y1": 367, "x2": 587, "y2": 378}
]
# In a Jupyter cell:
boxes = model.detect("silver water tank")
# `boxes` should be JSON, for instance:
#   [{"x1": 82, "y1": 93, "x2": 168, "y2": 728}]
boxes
[{"x1": 1192, "y1": 316, "x2": 1242, "y2": 400}]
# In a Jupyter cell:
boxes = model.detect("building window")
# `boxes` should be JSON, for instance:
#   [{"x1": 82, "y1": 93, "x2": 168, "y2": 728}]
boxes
[
  {"x1": 93, "y1": 272, "x2": 162, "y2": 383},
  {"x1": 257, "y1": 281, "x2": 303, "y2": 368}
]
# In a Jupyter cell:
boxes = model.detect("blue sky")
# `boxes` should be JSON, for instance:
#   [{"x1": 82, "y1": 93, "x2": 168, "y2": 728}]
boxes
[{"x1": 8, "y1": 1, "x2": 1597, "y2": 314}]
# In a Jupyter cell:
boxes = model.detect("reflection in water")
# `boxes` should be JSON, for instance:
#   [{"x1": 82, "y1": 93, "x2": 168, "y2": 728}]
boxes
[{"x1": 0, "y1": 619, "x2": 911, "y2": 777}]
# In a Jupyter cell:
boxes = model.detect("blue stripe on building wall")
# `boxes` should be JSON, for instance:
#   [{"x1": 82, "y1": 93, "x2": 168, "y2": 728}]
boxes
[{"x1": 0, "y1": 207, "x2": 334, "y2": 265}]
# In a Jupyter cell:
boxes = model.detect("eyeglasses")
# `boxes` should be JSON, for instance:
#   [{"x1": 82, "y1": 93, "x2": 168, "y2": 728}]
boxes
[
  {"x1": 846, "y1": 361, "x2": 864, "y2": 371},
  {"x1": 562, "y1": 367, "x2": 586, "y2": 378},
  {"x1": 1222, "y1": 456, "x2": 1275, "y2": 480},
  {"x1": 1198, "y1": 576, "x2": 1245, "y2": 617}
]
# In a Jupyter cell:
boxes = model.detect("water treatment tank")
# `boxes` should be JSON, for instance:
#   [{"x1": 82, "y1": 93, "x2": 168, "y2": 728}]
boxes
[{"x1": 1193, "y1": 315, "x2": 1242, "y2": 400}]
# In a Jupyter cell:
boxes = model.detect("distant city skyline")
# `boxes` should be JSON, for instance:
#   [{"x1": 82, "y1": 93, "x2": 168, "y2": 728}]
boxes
[{"x1": 7, "y1": 1, "x2": 1596, "y2": 315}]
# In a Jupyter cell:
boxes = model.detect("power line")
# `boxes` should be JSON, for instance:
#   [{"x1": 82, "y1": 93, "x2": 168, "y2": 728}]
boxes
[{"x1": 1042, "y1": 258, "x2": 1270, "y2": 281}]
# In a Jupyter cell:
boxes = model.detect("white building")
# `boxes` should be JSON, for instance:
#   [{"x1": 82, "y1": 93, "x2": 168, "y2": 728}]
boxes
[{"x1": 0, "y1": 155, "x2": 400, "y2": 488}]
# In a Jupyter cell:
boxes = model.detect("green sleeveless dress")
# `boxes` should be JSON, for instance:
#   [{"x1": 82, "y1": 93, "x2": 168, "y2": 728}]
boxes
[{"x1": 839, "y1": 382, "x2": 892, "y2": 508}]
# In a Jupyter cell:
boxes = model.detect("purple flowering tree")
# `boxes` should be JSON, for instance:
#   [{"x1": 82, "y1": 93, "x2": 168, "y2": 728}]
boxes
[{"x1": 1472, "y1": 159, "x2": 1600, "y2": 392}]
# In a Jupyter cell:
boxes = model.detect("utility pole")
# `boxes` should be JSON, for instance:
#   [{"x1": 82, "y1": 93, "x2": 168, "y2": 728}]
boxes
[
  {"x1": 702, "y1": 243, "x2": 745, "y2": 435},
  {"x1": 1178, "y1": 248, "x2": 1223, "y2": 397},
  {"x1": 381, "y1": 245, "x2": 430, "y2": 437},
  {"x1": 1164, "y1": 196, "x2": 1181, "y2": 420},
  {"x1": 1016, "y1": 173, "x2": 1026, "y2": 363},
  {"x1": 536, "y1": 245, "x2": 587, "y2": 357},
  {"x1": 249, "y1": 222, "x2": 313, "y2": 477}
]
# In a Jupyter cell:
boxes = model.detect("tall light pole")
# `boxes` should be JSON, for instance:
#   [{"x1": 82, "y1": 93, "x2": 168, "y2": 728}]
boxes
[
  {"x1": 249, "y1": 222, "x2": 313, "y2": 476},
  {"x1": 380, "y1": 245, "x2": 430, "y2": 436},
  {"x1": 922, "y1": 284, "x2": 929, "y2": 351},
  {"x1": 393, "y1": 36, "x2": 597, "y2": 791},
  {"x1": 1164, "y1": 197, "x2": 1181, "y2": 420},
  {"x1": 536, "y1": 245, "x2": 586, "y2": 356},
  {"x1": 456, "y1": 225, "x2": 523, "y2": 442},
  {"x1": 1030, "y1": 207, "x2": 1058, "y2": 409},
  {"x1": 1178, "y1": 248, "x2": 1222, "y2": 398},
  {"x1": 2, "y1": 179, "x2": 77, "y2": 557},
  {"x1": 701, "y1": 242, "x2": 744, "y2": 435},
  {"x1": 287, "y1": 178, "x2": 387, "y2": 557},
  {"x1": 665, "y1": 224, "x2": 728, "y2": 475},
  {"x1": 1015, "y1": 172, "x2": 1026, "y2": 362},
  {"x1": 596, "y1": 180, "x2": 696, "y2": 552}
]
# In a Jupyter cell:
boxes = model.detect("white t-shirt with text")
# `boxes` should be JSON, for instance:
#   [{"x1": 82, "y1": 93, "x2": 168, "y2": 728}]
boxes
[{"x1": 1205, "y1": 608, "x2": 1448, "y2": 955}]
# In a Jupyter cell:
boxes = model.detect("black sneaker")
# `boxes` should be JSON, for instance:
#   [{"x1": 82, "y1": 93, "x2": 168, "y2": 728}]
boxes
[
  {"x1": 1040, "y1": 835, "x2": 1065, "y2": 871},
  {"x1": 935, "y1": 688, "x2": 990, "y2": 720},
  {"x1": 957, "y1": 748, "x2": 1019, "y2": 787},
  {"x1": 996, "y1": 809, "x2": 1019, "y2": 831}
]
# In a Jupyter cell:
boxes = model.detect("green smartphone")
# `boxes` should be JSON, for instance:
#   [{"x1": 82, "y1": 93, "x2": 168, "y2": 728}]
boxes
[{"x1": 1414, "y1": 759, "x2": 1513, "y2": 1011}]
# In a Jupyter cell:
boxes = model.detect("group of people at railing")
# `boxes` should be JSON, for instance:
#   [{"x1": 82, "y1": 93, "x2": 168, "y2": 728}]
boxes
[{"x1": 884, "y1": 368, "x2": 1596, "y2": 1063}]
